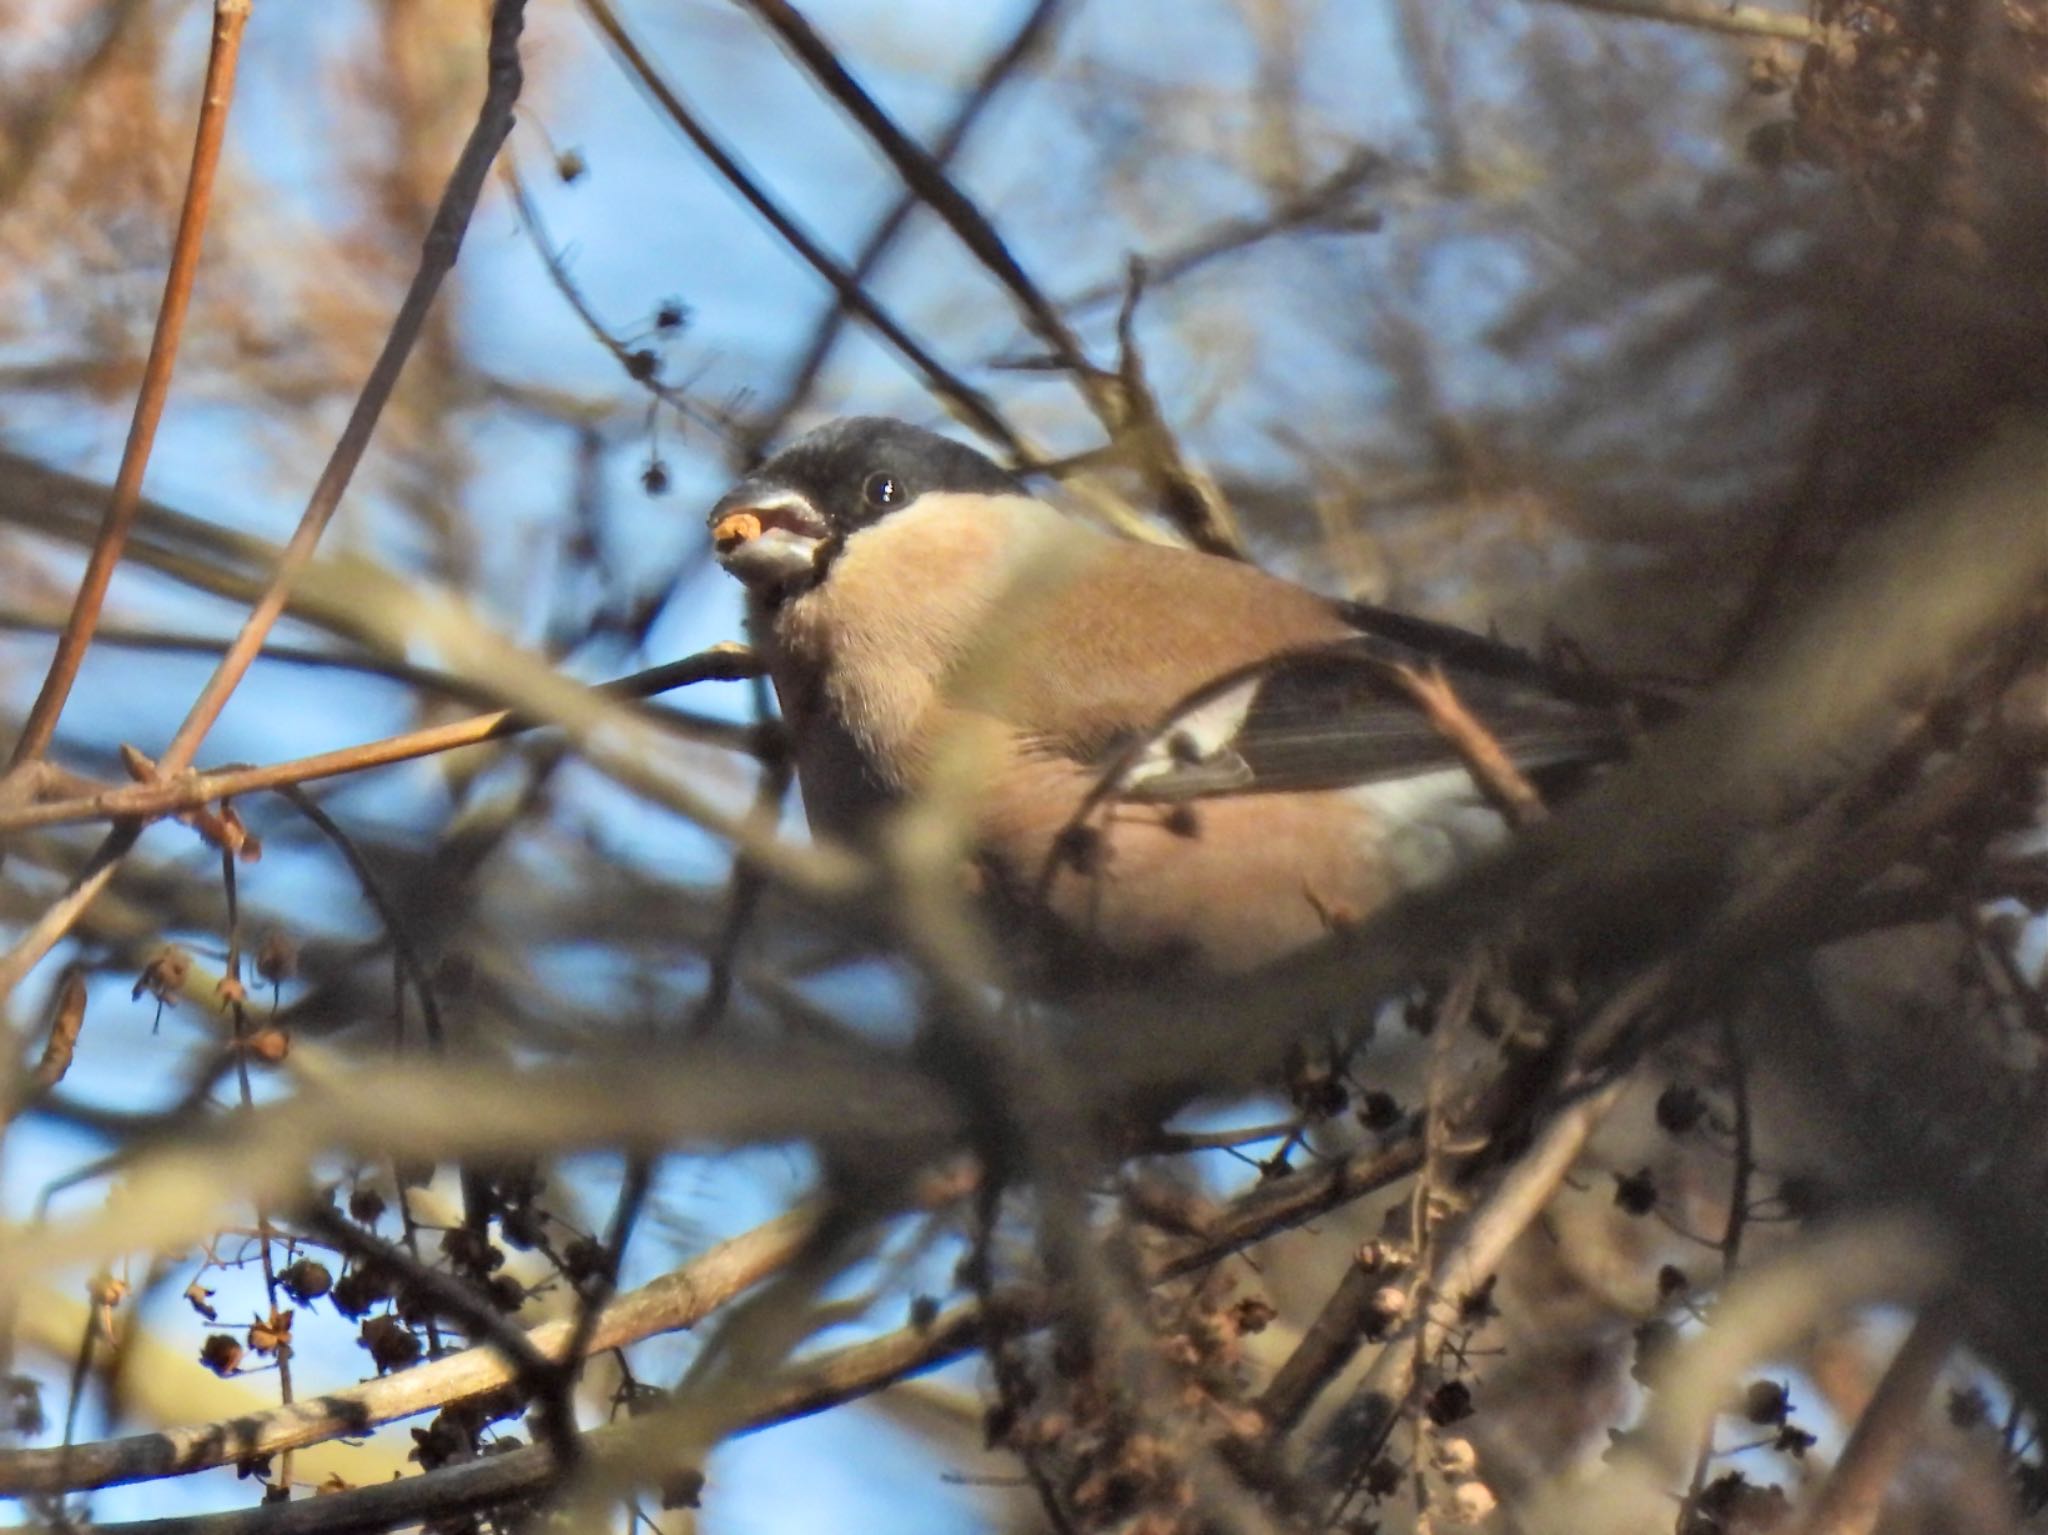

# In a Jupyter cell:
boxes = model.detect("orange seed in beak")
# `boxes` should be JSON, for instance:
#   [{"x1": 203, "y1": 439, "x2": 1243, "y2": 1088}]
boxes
[{"x1": 713, "y1": 511, "x2": 762, "y2": 553}]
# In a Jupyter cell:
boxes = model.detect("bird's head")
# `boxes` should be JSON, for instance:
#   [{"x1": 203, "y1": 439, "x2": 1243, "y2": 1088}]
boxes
[{"x1": 707, "y1": 416, "x2": 1021, "y2": 598}]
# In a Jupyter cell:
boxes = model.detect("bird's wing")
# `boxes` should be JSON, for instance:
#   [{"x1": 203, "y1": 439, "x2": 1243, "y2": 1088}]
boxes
[
  {"x1": 968, "y1": 536, "x2": 1651, "y2": 802},
  {"x1": 1098, "y1": 636, "x2": 1641, "y2": 804}
]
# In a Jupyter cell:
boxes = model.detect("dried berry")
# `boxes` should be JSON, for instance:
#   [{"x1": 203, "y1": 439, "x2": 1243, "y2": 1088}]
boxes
[
  {"x1": 256, "y1": 931, "x2": 298, "y2": 985},
  {"x1": 241, "y1": 1027, "x2": 290, "y2": 1063},
  {"x1": 1656, "y1": 1084, "x2": 1706, "y2": 1134},
  {"x1": 1427, "y1": 1379, "x2": 1474, "y2": 1425},
  {"x1": 1434, "y1": 1436, "x2": 1478, "y2": 1478},
  {"x1": 1362, "y1": 1456, "x2": 1403, "y2": 1498},
  {"x1": 359, "y1": 1315, "x2": 423, "y2": 1375},
  {"x1": 348, "y1": 1186, "x2": 387, "y2": 1227},
  {"x1": 281, "y1": 1260, "x2": 332, "y2": 1305},
  {"x1": 133, "y1": 946, "x2": 191, "y2": 1004},
  {"x1": 1448, "y1": 1480, "x2": 1497, "y2": 1525},
  {"x1": 1613, "y1": 1166, "x2": 1659, "y2": 1216},
  {"x1": 1743, "y1": 1379, "x2": 1790, "y2": 1425},
  {"x1": 1357, "y1": 1089, "x2": 1402, "y2": 1131},
  {"x1": 330, "y1": 1269, "x2": 379, "y2": 1319},
  {"x1": 1775, "y1": 1424, "x2": 1816, "y2": 1458},
  {"x1": 661, "y1": 1468, "x2": 706, "y2": 1510},
  {"x1": 1457, "y1": 1274, "x2": 1499, "y2": 1326},
  {"x1": 200, "y1": 1334, "x2": 245, "y2": 1376}
]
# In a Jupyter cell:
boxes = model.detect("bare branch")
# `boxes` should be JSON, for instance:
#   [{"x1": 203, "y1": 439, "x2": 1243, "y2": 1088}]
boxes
[
  {"x1": 1530, "y1": 0, "x2": 1815, "y2": 42},
  {"x1": 7, "y1": 0, "x2": 252, "y2": 769},
  {"x1": 1798, "y1": 1310, "x2": 1959, "y2": 1535},
  {"x1": 744, "y1": 0, "x2": 1070, "y2": 456},
  {"x1": 576, "y1": 0, "x2": 1024, "y2": 456},
  {"x1": 155, "y1": 0, "x2": 527, "y2": 778},
  {"x1": 0, "y1": 647, "x2": 763, "y2": 837}
]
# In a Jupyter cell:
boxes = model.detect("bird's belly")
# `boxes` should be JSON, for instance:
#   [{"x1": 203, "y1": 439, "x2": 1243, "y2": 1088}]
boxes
[
  {"x1": 979, "y1": 767, "x2": 1506, "y2": 982},
  {"x1": 1349, "y1": 769, "x2": 1510, "y2": 890}
]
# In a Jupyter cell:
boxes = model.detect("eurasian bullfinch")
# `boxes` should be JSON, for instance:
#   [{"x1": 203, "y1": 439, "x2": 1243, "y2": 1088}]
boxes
[{"x1": 708, "y1": 416, "x2": 1645, "y2": 984}]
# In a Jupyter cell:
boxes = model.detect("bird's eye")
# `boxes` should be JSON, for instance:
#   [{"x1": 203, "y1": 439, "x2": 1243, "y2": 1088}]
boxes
[{"x1": 861, "y1": 471, "x2": 902, "y2": 510}]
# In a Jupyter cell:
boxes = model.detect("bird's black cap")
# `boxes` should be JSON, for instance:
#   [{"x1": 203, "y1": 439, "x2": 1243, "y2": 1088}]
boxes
[{"x1": 714, "y1": 416, "x2": 1021, "y2": 534}]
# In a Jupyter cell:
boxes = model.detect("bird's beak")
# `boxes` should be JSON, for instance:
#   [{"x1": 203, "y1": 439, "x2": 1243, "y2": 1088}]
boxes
[{"x1": 708, "y1": 493, "x2": 830, "y2": 593}]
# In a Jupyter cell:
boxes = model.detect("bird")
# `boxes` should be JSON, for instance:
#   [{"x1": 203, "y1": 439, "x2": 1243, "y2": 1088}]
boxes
[{"x1": 706, "y1": 416, "x2": 1651, "y2": 987}]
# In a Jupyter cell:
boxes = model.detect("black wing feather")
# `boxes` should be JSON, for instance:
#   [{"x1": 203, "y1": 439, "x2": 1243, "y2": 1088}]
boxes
[{"x1": 1115, "y1": 634, "x2": 1641, "y2": 803}]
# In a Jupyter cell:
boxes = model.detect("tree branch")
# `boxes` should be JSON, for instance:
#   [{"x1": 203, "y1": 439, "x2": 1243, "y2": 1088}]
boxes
[{"x1": 7, "y1": 0, "x2": 252, "y2": 770}]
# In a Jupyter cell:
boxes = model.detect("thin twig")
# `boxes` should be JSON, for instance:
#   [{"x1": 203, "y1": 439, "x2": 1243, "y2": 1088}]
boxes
[
  {"x1": 499, "y1": 157, "x2": 730, "y2": 437},
  {"x1": 0, "y1": 609, "x2": 550, "y2": 696},
  {"x1": 0, "y1": 1134, "x2": 1420, "y2": 1499},
  {"x1": 576, "y1": 0, "x2": 1023, "y2": 455},
  {"x1": 1392, "y1": 662, "x2": 1547, "y2": 827},
  {"x1": 1052, "y1": 148, "x2": 1386, "y2": 318},
  {"x1": 1309, "y1": 1072, "x2": 1632, "y2": 1493},
  {"x1": 1678, "y1": 1016, "x2": 1758, "y2": 1528},
  {"x1": 1529, "y1": 0, "x2": 1815, "y2": 42},
  {"x1": 739, "y1": 0, "x2": 1245, "y2": 555},
  {"x1": 297, "y1": 1205, "x2": 580, "y2": 1474},
  {"x1": 217, "y1": 848, "x2": 297, "y2": 1496},
  {"x1": 0, "y1": 648, "x2": 761, "y2": 837},
  {"x1": 155, "y1": 0, "x2": 526, "y2": 779},
  {"x1": 1257, "y1": 964, "x2": 1481, "y2": 1443},
  {"x1": 88, "y1": 1133, "x2": 1427, "y2": 1535},
  {"x1": 742, "y1": 0, "x2": 1069, "y2": 457},
  {"x1": 0, "y1": 0, "x2": 531, "y2": 1006},
  {"x1": 1798, "y1": 1308, "x2": 1958, "y2": 1535},
  {"x1": 7, "y1": 0, "x2": 253, "y2": 770},
  {"x1": 271, "y1": 786, "x2": 444, "y2": 1051},
  {"x1": 738, "y1": 0, "x2": 1093, "y2": 380},
  {"x1": 0, "y1": 1199, "x2": 829, "y2": 1498},
  {"x1": 4, "y1": 964, "x2": 87, "y2": 1123}
]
